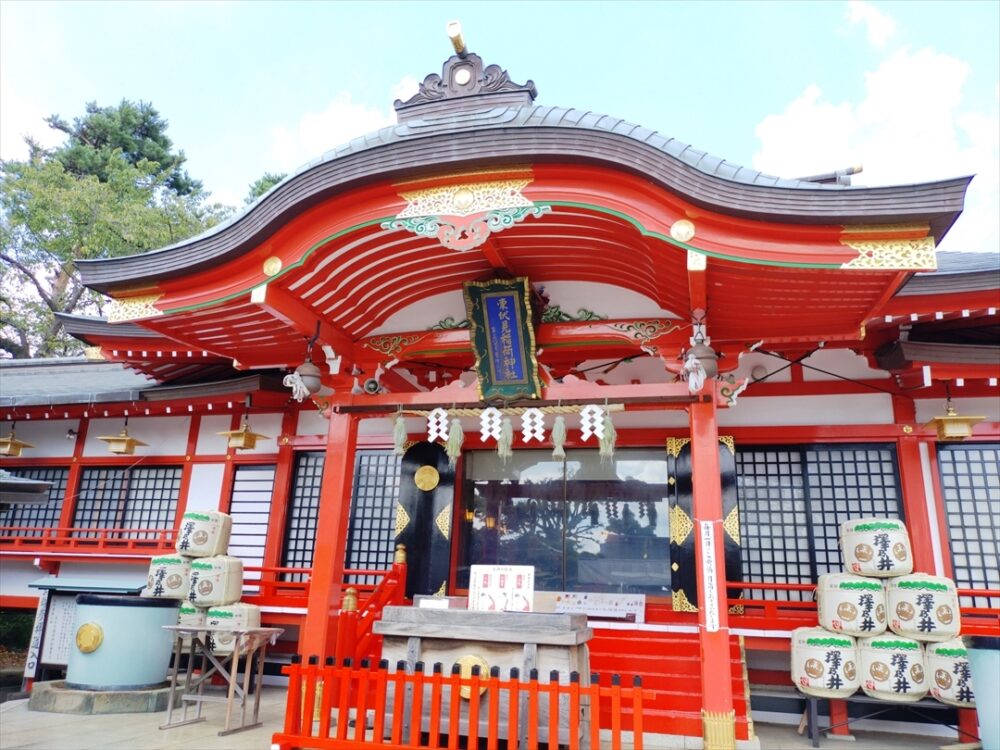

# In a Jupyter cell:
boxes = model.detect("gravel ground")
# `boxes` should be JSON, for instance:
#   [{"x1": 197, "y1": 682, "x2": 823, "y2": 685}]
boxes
[{"x1": 0, "y1": 647, "x2": 27, "y2": 671}]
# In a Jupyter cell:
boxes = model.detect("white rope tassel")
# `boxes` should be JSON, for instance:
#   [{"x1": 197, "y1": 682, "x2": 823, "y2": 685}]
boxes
[
  {"x1": 497, "y1": 417, "x2": 514, "y2": 462},
  {"x1": 521, "y1": 408, "x2": 545, "y2": 443},
  {"x1": 599, "y1": 412, "x2": 617, "y2": 463},
  {"x1": 551, "y1": 415, "x2": 567, "y2": 459},
  {"x1": 446, "y1": 418, "x2": 464, "y2": 466},
  {"x1": 282, "y1": 372, "x2": 310, "y2": 402},
  {"x1": 427, "y1": 408, "x2": 449, "y2": 442},
  {"x1": 682, "y1": 351, "x2": 707, "y2": 393},
  {"x1": 480, "y1": 407, "x2": 502, "y2": 442},
  {"x1": 393, "y1": 415, "x2": 407, "y2": 456}
]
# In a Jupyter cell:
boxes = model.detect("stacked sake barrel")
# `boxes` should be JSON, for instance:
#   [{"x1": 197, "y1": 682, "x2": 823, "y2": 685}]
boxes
[
  {"x1": 144, "y1": 510, "x2": 261, "y2": 653},
  {"x1": 793, "y1": 518, "x2": 973, "y2": 709}
]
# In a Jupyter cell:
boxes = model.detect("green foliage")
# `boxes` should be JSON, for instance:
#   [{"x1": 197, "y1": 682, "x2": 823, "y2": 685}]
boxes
[
  {"x1": 0, "y1": 610, "x2": 34, "y2": 650},
  {"x1": 244, "y1": 171, "x2": 287, "y2": 205},
  {"x1": 45, "y1": 100, "x2": 201, "y2": 196},
  {"x1": 1, "y1": 100, "x2": 233, "y2": 358}
]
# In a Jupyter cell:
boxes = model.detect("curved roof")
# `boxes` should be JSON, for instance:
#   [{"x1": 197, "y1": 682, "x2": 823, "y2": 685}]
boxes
[{"x1": 77, "y1": 50, "x2": 971, "y2": 293}]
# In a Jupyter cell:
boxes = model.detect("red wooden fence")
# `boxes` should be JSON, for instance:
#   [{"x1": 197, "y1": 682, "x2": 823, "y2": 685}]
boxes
[{"x1": 273, "y1": 658, "x2": 646, "y2": 750}]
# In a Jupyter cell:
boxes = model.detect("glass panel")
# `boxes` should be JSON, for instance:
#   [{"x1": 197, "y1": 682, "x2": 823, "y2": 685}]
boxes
[
  {"x1": 460, "y1": 448, "x2": 670, "y2": 595},
  {"x1": 0, "y1": 467, "x2": 69, "y2": 534}
]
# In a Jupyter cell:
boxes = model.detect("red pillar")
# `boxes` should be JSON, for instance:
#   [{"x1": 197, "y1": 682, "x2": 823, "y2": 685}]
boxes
[
  {"x1": 299, "y1": 412, "x2": 358, "y2": 661},
  {"x1": 690, "y1": 398, "x2": 736, "y2": 750}
]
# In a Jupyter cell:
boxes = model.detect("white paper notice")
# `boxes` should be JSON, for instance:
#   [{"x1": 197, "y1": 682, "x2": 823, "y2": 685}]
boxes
[
  {"x1": 469, "y1": 565, "x2": 535, "y2": 612},
  {"x1": 699, "y1": 521, "x2": 719, "y2": 632}
]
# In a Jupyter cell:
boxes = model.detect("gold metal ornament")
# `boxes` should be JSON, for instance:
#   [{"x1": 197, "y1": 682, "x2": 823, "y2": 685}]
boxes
[
  {"x1": 414, "y1": 465, "x2": 440, "y2": 492},
  {"x1": 455, "y1": 654, "x2": 490, "y2": 699},
  {"x1": 435, "y1": 505, "x2": 452, "y2": 539},
  {"x1": 262, "y1": 256, "x2": 282, "y2": 277},
  {"x1": 394, "y1": 505, "x2": 411, "y2": 537},
  {"x1": 669, "y1": 504, "x2": 694, "y2": 546},
  {"x1": 76, "y1": 622, "x2": 104, "y2": 653}
]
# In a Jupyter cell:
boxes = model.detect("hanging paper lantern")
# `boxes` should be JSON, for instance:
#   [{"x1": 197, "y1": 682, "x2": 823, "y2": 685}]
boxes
[
  {"x1": 521, "y1": 408, "x2": 545, "y2": 443},
  {"x1": 480, "y1": 407, "x2": 502, "y2": 442},
  {"x1": 427, "y1": 408, "x2": 449, "y2": 442},
  {"x1": 551, "y1": 415, "x2": 567, "y2": 459},
  {"x1": 446, "y1": 418, "x2": 464, "y2": 466}
]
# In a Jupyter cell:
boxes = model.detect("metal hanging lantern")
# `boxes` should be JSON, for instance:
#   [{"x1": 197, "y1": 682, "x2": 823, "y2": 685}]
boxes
[
  {"x1": 218, "y1": 413, "x2": 270, "y2": 450},
  {"x1": 925, "y1": 399, "x2": 984, "y2": 442},
  {"x1": 98, "y1": 417, "x2": 147, "y2": 455},
  {"x1": 0, "y1": 423, "x2": 34, "y2": 458}
]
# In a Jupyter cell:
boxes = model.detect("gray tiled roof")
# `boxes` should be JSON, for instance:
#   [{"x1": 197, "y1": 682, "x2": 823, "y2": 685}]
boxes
[{"x1": 0, "y1": 358, "x2": 156, "y2": 406}]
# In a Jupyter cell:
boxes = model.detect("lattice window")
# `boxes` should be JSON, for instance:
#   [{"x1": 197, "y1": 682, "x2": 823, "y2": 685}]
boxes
[
  {"x1": 937, "y1": 444, "x2": 1000, "y2": 608},
  {"x1": 345, "y1": 450, "x2": 401, "y2": 587},
  {"x1": 736, "y1": 445, "x2": 903, "y2": 601},
  {"x1": 0, "y1": 467, "x2": 69, "y2": 536},
  {"x1": 281, "y1": 452, "x2": 325, "y2": 581},
  {"x1": 229, "y1": 465, "x2": 275, "y2": 592},
  {"x1": 73, "y1": 466, "x2": 180, "y2": 538}
]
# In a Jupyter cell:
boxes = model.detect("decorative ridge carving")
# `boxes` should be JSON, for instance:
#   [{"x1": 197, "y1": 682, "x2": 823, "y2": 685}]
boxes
[{"x1": 395, "y1": 52, "x2": 537, "y2": 121}]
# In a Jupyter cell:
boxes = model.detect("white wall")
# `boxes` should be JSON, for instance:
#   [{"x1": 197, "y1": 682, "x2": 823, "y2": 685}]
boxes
[
  {"x1": 196, "y1": 415, "x2": 236, "y2": 455},
  {"x1": 2, "y1": 419, "x2": 79, "y2": 458},
  {"x1": 82, "y1": 416, "x2": 190, "y2": 456},
  {"x1": 186, "y1": 463, "x2": 226, "y2": 513},
  {"x1": 57, "y1": 562, "x2": 147, "y2": 583},
  {"x1": 0, "y1": 559, "x2": 45, "y2": 598},
  {"x1": 719, "y1": 393, "x2": 895, "y2": 427},
  {"x1": 915, "y1": 396, "x2": 1000, "y2": 424},
  {"x1": 297, "y1": 409, "x2": 329, "y2": 436}
]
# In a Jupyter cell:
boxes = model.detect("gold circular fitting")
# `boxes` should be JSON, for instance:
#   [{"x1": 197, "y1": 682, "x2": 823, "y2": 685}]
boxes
[
  {"x1": 262, "y1": 256, "x2": 282, "y2": 277},
  {"x1": 453, "y1": 187, "x2": 475, "y2": 211},
  {"x1": 414, "y1": 465, "x2": 440, "y2": 492},
  {"x1": 670, "y1": 219, "x2": 696, "y2": 243},
  {"x1": 902, "y1": 425, "x2": 913, "y2": 434},
  {"x1": 76, "y1": 622, "x2": 104, "y2": 654},
  {"x1": 455, "y1": 654, "x2": 490, "y2": 699}
]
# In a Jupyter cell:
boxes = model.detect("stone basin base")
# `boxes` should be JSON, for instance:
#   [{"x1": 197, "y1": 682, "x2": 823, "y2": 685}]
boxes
[{"x1": 28, "y1": 680, "x2": 178, "y2": 714}]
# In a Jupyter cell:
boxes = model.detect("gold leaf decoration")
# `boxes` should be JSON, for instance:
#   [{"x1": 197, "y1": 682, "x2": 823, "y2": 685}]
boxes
[
  {"x1": 670, "y1": 504, "x2": 694, "y2": 546},
  {"x1": 672, "y1": 589, "x2": 698, "y2": 613},
  {"x1": 723, "y1": 505, "x2": 741, "y2": 545},
  {"x1": 398, "y1": 179, "x2": 533, "y2": 218},
  {"x1": 394, "y1": 504, "x2": 411, "y2": 538},
  {"x1": 841, "y1": 238, "x2": 936, "y2": 270},
  {"x1": 106, "y1": 294, "x2": 163, "y2": 323},
  {"x1": 435, "y1": 505, "x2": 452, "y2": 540},
  {"x1": 718, "y1": 435, "x2": 735, "y2": 456},
  {"x1": 666, "y1": 437, "x2": 690, "y2": 458}
]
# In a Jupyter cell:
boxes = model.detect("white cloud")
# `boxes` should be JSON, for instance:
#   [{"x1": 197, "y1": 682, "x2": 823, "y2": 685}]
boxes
[
  {"x1": 0, "y1": 77, "x2": 64, "y2": 161},
  {"x1": 753, "y1": 47, "x2": 1000, "y2": 253},
  {"x1": 846, "y1": 0, "x2": 897, "y2": 48},
  {"x1": 269, "y1": 78, "x2": 419, "y2": 175}
]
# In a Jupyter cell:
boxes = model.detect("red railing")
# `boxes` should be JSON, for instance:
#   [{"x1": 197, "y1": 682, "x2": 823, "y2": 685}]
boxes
[
  {"x1": 274, "y1": 657, "x2": 646, "y2": 750},
  {"x1": 0, "y1": 525, "x2": 175, "y2": 552},
  {"x1": 336, "y1": 557, "x2": 407, "y2": 667},
  {"x1": 243, "y1": 565, "x2": 312, "y2": 608},
  {"x1": 726, "y1": 580, "x2": 1000, "y2": 636}
]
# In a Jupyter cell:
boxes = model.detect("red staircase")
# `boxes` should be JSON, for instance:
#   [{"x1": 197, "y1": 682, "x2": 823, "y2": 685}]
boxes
[{"x1": 588, "y1": 629, "x2": 753, "y2": 741}]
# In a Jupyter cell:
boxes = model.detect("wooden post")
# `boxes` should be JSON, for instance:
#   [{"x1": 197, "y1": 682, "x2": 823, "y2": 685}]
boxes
[
  {"x1": 690, "y1": 398, "x2": 736, "y2": 750},
  {"x1": 300, "y1": 412, "x2": 359, "y2": 661}
]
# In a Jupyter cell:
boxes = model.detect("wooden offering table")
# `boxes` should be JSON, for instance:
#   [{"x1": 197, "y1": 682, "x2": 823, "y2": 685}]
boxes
[
  {"x1": 374, "y1": 606, "x2": 593, "y2": 744},
  {"x1": 159, "y1": 625, "x2": 283, "y2": 736}
]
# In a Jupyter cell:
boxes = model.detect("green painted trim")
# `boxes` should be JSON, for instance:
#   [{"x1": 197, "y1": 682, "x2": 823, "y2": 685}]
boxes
[
  {"x1": 853, "y1": 521, "x2": 903, "y2": 531},
  {"x1": 207, "y1": 609, "x2": 236, "y2": 618},
  {"x1": 838, "y1": 581, "x2": 884, "y2": 591},
  {"x1": 178, "y1": 604, "x2": 201, "y2": 614},
  {"x1": 545, "y1": 201, "x2": 841, "y2": 270},
  {"x1": 869, "y1": 640, "x2": 920, "y2": 651},
  {"x1": 932, "y1": 648, "x2": 967, "y2": 658},
  {"x1": 190, "y1": 561, "x2": 214, "y2": 570},
  {"x1": 896, "y1": 580, "x2": 950, "y2": 592},
  {"x1": 182, "y1": 512, "x2": 212, "y2": 521},
  {"x1": 164, "y1": 217, "x2": 389, "y2": 315},
  {"x1": 805, "y1": 637, "x2": 855, "y2": 647},
  {"x1": 152, "y1": 556, "x2": 186, "y2": 565}
]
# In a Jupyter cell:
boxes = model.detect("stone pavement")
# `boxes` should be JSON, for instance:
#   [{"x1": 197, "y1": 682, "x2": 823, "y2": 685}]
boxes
[{"x1": 0, "y1": 688, "x2": 967, "y2": 750}]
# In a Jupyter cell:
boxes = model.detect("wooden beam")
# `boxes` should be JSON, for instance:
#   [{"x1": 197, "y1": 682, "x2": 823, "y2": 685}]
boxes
[{"x1": 250, "y1": 282, "x2": 355, "y2": 355}]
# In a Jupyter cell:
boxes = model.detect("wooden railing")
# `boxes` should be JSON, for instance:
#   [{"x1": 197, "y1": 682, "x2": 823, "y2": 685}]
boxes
[
  {"x1": 0, "y1": 525, "x2": 175, "y2": 552},
  {"x1": 274, "y1": 657, "x2": 646, "y2": 750},
  {"x1": 726, "y1": 580, "x2": 1000, "y2": 636}
]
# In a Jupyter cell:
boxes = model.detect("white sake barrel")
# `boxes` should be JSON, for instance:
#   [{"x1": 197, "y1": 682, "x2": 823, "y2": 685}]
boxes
[
  {"x1": 859, "y1": 634, "x2": 927, "y2": 702},
  {"x1": 177, "y1": 602, "x2": 206, "y2": 648},
  {"x1": 817, "y1": 574, "x2": 887, "y2": 636},
  {"x1": 841, "y1": 518, "x2": 913, "y2": 577},
  {"x1": 887, "y1": 574, "x2": 961, "y2": 642},
  {"x1": 142, "y1": 555, "x2": 191, "y2": 600},
  {"x1": 187, "y1": 555, "x2": 244, "y2": 607},
  {"x1": 205, "y1": 603, "x2": 262, "y2": 654},
  {"x1": 175, "y1": 511, "x2": 232, "y2": 558},
  {"x1": 791, "y1": 628, "x2": 859, "y2": 698},
  {"x1": 926, "y1": 639, "x2": 976, "y2": 708}
]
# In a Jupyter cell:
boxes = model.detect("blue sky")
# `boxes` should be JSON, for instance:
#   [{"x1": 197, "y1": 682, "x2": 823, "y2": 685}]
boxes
[{"x1": 2, "y1": 0, "x2": 997, "y2": 252}]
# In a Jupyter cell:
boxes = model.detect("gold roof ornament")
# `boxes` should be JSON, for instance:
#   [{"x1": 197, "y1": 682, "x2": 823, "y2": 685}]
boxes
[
  {"x1": 97, "y1": 422, "x2": 148, "y2": 455},
  {"x1": 0, "y1": 424, "x2": 34, "y2": 458},
  {"x1": 924, "y1": 397, "x2": 984, "y2": 442},
  {"x1": 218, "y1": 413, "x2": 270, "y2": 450}
]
